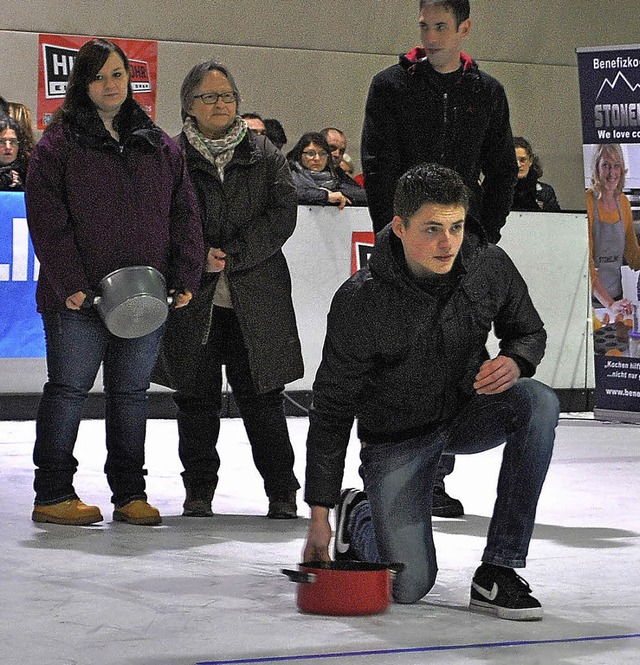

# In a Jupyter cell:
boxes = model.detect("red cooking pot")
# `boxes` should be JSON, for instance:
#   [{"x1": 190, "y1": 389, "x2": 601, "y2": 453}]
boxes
[{"x1": 281, "y1": 560, "x2": 404, "y2": 616}]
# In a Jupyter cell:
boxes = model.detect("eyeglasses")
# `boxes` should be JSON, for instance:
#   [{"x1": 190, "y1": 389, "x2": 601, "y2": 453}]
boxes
[
  {"x1": 328, "y1": 144, "x2": 346, "y2": 155},
  {"x1": 302, "y1": 149, "x2": 328, "y2": 159},
  {"x1": 1, "y1": 139, "x2": 19, "y2": 147},
  {"x1": 193, "y1": 91, "x2": 236, "y2": 105}
]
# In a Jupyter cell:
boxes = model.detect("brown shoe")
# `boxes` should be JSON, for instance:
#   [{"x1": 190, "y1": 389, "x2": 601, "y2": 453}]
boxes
[
  {"x1": 32, "y1": 499, "x2": 103, "y2": 525},
  {"x1": 113, "y1": 500, "x2": 161, "y2": 525}
]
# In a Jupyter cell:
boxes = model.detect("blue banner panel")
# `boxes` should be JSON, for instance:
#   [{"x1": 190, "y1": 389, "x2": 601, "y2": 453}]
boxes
[{"x1": 0, "y1": 192, "x2": 45, "y2": 357}]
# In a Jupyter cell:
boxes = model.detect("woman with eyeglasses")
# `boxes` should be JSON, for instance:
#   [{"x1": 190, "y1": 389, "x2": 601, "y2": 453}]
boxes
[
  {"x1": 25, "y1": 38, "x2": 203, "y2": 527},
  {"x1": 511, "y1": 136, "x2": 560, "y2": 212},
  {"x1": 287, "y1": 131, "x2": 367, "y2": 209},
  {"x1": 587, "y1": 143, "x2": 640, "y2": 318},
  {"x1": 8, "y1": 101, "x2": 37, "y2": 165},
  {"x1": 153, "y1": 60, "x2": 303, "y2": 520},
  {"x1": 0, "y1": 117, "x2": 28, "y2": 191}
]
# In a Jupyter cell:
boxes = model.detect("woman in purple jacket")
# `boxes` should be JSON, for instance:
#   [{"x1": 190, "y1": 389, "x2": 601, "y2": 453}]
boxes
[{"x1": 25, "y1": 39, "x2": 204, "y2": 526}]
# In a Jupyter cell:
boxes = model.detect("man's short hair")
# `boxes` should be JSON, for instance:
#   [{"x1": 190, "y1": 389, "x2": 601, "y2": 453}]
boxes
[
  {"x1": 419, "y1": 0, "x2": 470, "y2": 26},
  {"x1": 393, "y1": 163, "x2": 470, "y2": 224}
]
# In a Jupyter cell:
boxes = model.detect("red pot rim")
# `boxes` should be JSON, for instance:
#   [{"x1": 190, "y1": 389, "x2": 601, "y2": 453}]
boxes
[{"x1": 300, "y1": 560, "x2": 403, "y2": 573}]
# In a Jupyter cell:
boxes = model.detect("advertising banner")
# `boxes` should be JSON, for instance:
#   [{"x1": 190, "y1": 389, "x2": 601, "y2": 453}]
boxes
[
  {"x1": 0, "y1": 193, "x2": 44, "y2": 358},
  {"x1": 36, "y1": 34, "x2": 158, "y2": 129},
  {"x1": 350, "y1": 231, "x2": 375, "y2": 274},
  {"x1": 577, "y1": 44, "x2": 640, "y2": 422}
]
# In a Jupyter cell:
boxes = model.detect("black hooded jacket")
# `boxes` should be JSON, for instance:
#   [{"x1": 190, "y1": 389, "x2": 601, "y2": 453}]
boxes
[
  {"x1": 361, "y1": 49, "x2": 517, "y2": 241},
  {"x1": 304, "y1": 222, "x2": 546, "y2": 507}
]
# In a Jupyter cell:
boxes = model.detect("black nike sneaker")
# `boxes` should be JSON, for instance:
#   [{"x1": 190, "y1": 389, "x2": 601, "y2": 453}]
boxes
[
  {"x1": 470, "y1": 563, "x2": 543, "y2": 621},
  {"x1": 333, "y1": 488, "x2": 367, "y2": 562}
]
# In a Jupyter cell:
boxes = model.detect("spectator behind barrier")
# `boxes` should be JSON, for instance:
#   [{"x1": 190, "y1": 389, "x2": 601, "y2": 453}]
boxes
[
  {"x1": 0, "y1": 116, "x2": 28, "y2": 191},
  {"x1": 8, "y1": 101, "x2": 37, "y2": 164},
  {"x1": 264, "y1": 118, "x2": 287, "y2": 150},
  {"x1": 287, "y1": 131, "x2": 367, "y2": 209},
  {"x1": 320, "y1": 126, "x2": 364, "y2": 186},
  {"x1": 241, "y1": 112, "x2": 266, "y2": 135},
  {"x1": 320, "y1": 127, "x2": 348, "y2": 169},
  {"x1": 512, "y1": 137, "x2": 560, "y2": 212}
]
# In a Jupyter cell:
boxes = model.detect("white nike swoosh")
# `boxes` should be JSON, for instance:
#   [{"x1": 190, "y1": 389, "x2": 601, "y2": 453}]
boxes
[
  {"x1": 472, "y1": 581, "x2": 498, "y2": 601},
  {"x1": 335, "y1": 502, "x2": 351, "y2": 553}
]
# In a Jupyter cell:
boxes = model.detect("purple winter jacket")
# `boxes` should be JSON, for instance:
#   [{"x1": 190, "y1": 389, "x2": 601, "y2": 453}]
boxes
[{"x1": 25, "y1": 101, "x2": 204, "y2": 312}]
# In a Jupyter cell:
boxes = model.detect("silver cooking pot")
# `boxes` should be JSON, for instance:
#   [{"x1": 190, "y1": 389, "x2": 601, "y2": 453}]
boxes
[{"x1": 86, "y1": 266, "x2": 172, "y2": 339}]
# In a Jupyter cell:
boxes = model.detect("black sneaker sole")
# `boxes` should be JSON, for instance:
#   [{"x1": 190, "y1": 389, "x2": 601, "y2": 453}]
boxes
[
  {"x1": 469, "y1": 596, "x2": 543, "y2": 621},
  {"x1": 431, "y1": 503, "x2": 464, "y2": 518}
]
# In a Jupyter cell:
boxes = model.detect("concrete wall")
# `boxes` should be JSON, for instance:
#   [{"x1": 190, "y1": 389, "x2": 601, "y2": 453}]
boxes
[{"x1": 2, "y1": 1, "x2": 639, "y2": 211}]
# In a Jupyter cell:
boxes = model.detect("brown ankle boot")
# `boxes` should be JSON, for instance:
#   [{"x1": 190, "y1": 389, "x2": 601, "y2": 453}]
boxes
[
  {"x1": 113, "y1": 500, "x2": 161, "y2": 525},
  {"x1": 32, "y1": 499, "x2": 103, "y2": 525}
]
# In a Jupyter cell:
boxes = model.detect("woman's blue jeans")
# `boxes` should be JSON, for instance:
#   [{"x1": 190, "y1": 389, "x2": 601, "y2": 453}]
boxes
[
  {"x1": 351, "y1": 378, "x2": 559, "y2": 604},
  {"x1": 33, "y1": 309, "x2": 163, "y2": 507}
]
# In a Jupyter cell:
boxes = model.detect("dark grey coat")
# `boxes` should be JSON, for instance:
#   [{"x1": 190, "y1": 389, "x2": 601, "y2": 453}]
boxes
[{"x1": 153, "y1": 131, "x2": 304, "y2": 394}]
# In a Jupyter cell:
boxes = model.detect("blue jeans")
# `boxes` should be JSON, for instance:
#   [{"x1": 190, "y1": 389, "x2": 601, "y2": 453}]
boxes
[
  {"x1": 350, "y1": 378, "x2": 559, "y2": 604},
  {"x1": 33, "y1": 309, "x2": 163, "y2": 507},
  {"x1": 434, "y1": 453, "x2": 455, "y2": 488}
]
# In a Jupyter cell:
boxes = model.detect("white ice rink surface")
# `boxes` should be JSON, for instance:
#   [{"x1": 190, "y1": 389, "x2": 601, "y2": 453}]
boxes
[{"x1": 1, "y1": 415, "x2": 639, "y2": 665}]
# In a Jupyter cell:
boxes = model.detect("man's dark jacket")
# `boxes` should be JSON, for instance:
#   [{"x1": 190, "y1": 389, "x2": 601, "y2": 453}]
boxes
[
  {"x1": 304, "y1": 223, "x2": 546, "y2": 507},
  {"x1": 361, "y1": 49, "x2": 517, "y2": 241}
]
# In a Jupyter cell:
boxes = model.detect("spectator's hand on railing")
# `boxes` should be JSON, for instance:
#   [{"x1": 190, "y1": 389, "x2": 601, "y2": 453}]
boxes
[{"x1": 327, "y1": 191, "x2": 352, "y2": 211}]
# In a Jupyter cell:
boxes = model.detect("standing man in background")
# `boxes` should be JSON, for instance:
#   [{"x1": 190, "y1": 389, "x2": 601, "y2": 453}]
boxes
[
  {"x1": 361, "y1": 0, "x2": 516, "y2": 240},
  {"x1": 361, "y1": 0, "x2": 518, "y2": 515}
]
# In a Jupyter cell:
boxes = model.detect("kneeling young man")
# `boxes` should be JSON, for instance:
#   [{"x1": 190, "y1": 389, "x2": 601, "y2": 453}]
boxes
[{"x1": 303, "y1": 163, "x2": 559, "y2": 620}]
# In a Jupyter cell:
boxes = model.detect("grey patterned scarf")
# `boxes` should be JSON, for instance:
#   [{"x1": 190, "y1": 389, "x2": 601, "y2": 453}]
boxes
[{"x1": 183, "y1": 115, "x2": 247, "y2": 180}]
